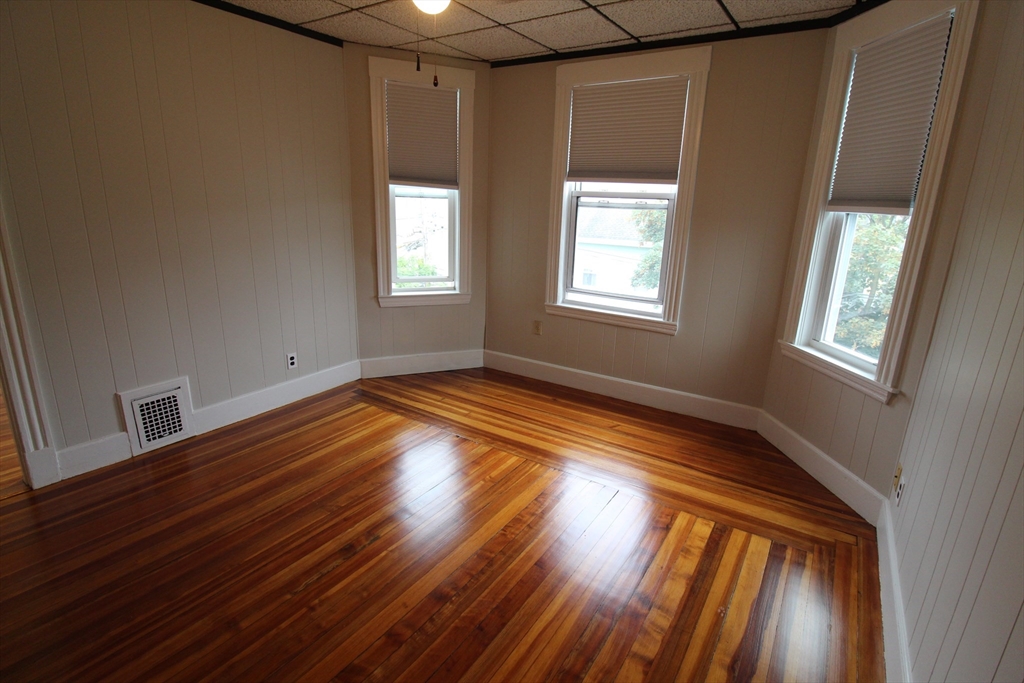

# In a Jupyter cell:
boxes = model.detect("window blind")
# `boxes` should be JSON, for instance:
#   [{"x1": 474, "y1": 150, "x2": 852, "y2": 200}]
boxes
[
  {"x1": 828, "y1": 12, "x2": 953, "y2": 212},
  {"x1": 567, "y1": 76, "x2": 688, "y2": 183},
  {"x1": 386, "y1": 81, "x2": 459, "y2": 188}
]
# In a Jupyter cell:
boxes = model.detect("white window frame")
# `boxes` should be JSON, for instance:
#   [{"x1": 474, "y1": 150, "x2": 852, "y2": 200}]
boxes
[
  {"x1": 563, "y1": 186, "x2": 676, "y2": 315},
  {"x1": 545, "y1": 48, "x2": 711, "y2": 335},
  {"x1": 781, "y1": 0, "x2": 977, "y2": 403},
  {"x1": 368, "y1": 57, "x2": 474, "y2": 307}
]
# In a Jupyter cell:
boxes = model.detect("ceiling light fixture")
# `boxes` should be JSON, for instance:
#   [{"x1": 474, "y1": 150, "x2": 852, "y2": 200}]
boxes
[{"x1": 412, "y1": 0, "x2": 450, "y2": 14}]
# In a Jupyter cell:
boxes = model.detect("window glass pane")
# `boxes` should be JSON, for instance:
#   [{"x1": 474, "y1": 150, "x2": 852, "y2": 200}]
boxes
[
  {"x1": 572, "y1": 199, "x2": 667, "y2": 300},
  {"x1": 393, "y1": 185, "x2": 450, "y2": 287},
  {"x1": 826, "y1": 213, "x2": 910, "y2": 359}
]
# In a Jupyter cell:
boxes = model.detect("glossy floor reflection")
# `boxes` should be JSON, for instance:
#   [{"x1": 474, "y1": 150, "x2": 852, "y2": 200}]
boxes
[{"x1": 0, "y1": 369, "x2": 883, "y2": 682}]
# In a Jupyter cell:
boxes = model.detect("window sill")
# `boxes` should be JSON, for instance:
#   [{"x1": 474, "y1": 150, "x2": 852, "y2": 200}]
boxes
[
  {"x1": 779, "y1": 341, "x2": 897, "y2": 404},
  {"x1": 545, "y1": 302, "x2": 678, "y2": 334},
  {"x1": 379, "y1": 292, "x2": 470, "y2": 308}
]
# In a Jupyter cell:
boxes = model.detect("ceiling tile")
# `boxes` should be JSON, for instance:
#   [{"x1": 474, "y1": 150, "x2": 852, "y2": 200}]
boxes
[
  {"x1": 572, "y1": 38, "x2": 637, "y2": 51},
  {"x1": 335, "y1": 0, "x2": 389, "y2": 7},
  {"x1": 738, "y1": 8, "x2": 850, "y2": 28},
  {"x1": 457, "y1": 0, "x2": 587, "y2": 24},
  {"x1": 724, "y1": 0, "x2": 853, "y2": 23},
  {"x1": 438, "y1": 26, "x2": 551, "y2": 60},
  {"x1": 511, "y1": 9, "x2": 630, "y2": 51},
  {"x1": 599, "y1": 0, "x2": 729, "y2": 38},
  {"x1": 362, "y1": 0, "x2": 496, "y2": 38},
  {"x1": 304, "y1": 10, "x2": 419, "y2": 45},
  {"x1": 638, "y1": 23, "x2": 733, "y2": 42},
  {"x1": 393, "y1": 38, "x2": 483, "y2": 60},
  {"x1": 227, "y1": 0, "x2": 347, "y2": 25}
]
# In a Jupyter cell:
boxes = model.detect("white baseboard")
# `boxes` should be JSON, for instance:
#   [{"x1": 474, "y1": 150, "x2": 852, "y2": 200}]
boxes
[
  {"x1": 483, "y1": 350, "x2": 761, "y2": 430},
  {"x1": 192, "y1": 360, "x2": 362, "y2": 435},
  {"x1": 25, "y1": 361, "x2": 362, "y2": 488},
  {"x1": 56, "y1": 432, "x2": 131, "y2": 479},
  {"x1": 19, "y1": 346, "x2": 914, "y2": 683},
  {"x1": 756, "y1": 410, "x2": 911, "y2": 683},
  {"x1": 877, "y1": 501, "x2": 914, "y2": 683},
  {"x1": 756, "y1": 411, "x2": 886, "y2": 525},
  {"x1": 23, "y1": 446, "x2": 59, "y2": 488},
  {"x1": 361, "y1": 350, "x2": 484, "y2": 379}
]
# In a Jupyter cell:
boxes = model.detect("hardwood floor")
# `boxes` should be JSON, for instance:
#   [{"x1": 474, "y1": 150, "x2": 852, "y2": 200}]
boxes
[
  {"x1": 0, "y1": 369, "x2": 884, "y2": 682},
  {"x1": 0, "y1": 388, "x2": 28, "y2": 501}
]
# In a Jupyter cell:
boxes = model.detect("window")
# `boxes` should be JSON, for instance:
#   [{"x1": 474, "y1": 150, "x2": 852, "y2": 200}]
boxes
[
  {"x1": 545, "y1": 48, "x2": 711, "y2": 334},
  {"x1": 368, "y1": 58, "x2": 474, "y2": 306},
  {"x1": 564, "y1": 182, "x2": 675, "y2": 317},
  {"x1": 782, "y1": 1, "x2": 976, "y2": 402}
]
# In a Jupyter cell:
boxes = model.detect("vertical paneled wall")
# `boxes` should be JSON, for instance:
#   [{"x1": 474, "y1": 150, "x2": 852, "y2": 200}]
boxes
[
  {"x1": 761, "y1": 0, "x2": 1022, "y2": 503},
  {"x1": 892, "y1": 2, "x2": 1024, "y2": 680},
  {"x1": 343, "y1": 43, "x2": 488, "y2": 360},
  {"x1": 0, "y1": 0, "x2": 358, "y2": 452},
  {"x1": 485, "y1": 31, "x2": 825, "y2": 408}
]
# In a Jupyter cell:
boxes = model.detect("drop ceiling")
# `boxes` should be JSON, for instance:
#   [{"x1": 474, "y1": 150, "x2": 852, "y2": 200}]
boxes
[{"x1": 215, "y1": 0, "x2": 873, "y2": 64}]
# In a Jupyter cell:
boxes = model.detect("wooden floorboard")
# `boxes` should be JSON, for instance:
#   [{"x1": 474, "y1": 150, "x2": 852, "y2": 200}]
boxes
[
  {"x1": 0, "y1": 369, "x2": 885, "y2": 682},
  {"x1": 0, "y1": 388, "x2": 28, "y2": 501}
]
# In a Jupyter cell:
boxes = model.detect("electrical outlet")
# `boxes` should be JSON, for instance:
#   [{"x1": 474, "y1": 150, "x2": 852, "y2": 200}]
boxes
[
  {"x1": 893, "y1": 463, "x2": 903, "y2": 491},
  {"x1": 286, "y1": 353, "x2": 297, "y2": 369},
  {"x1": 532, "y1": 320, "x2": 543, "y2": 335},
  {"x1": 895, "y1": 478, "x2": 906, "y2": 506}
]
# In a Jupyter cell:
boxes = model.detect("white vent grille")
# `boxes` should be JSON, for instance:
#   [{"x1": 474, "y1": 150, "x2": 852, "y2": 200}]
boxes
[
  {"x1": 118, "y1": 378, "x2": 194, "y2": 456},
  {"x1": 134, "y1": 393, "x2": 184, "y2": 445}
]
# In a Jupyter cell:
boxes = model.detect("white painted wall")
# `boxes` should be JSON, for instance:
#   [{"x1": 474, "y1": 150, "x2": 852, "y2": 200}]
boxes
[
  {"x1": 486, "y1": 31, "x2": 826, "y2": 408},
  {"x1": 761, "y1": 1, "x2": 1018, "y2": 499},
  {"x1": 762, "y1": 2, "x2": 1024, "y2": 679},
  {"x1": 0, "y1": 0, "x2": 359, "y2": 463},
  {"x1": 1, "y1": 1, "x2": 1021, "y2": 676},
  {"x1": 890, "y1": 2, "x2": 1024, "y2": 680}
]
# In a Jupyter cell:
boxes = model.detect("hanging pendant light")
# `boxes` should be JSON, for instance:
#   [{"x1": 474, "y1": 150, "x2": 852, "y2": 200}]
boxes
[{"x1": 412, "y1": 0, "x2": 450, "y2": 14}]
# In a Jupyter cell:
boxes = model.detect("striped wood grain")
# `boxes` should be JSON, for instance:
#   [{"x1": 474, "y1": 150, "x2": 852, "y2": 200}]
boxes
[
  {"x1": 0, "y1": 369, "x2": 884, "y2": 682},
  {"x1": 0, "y1": 388, "x2": 27, "y2": 500}
]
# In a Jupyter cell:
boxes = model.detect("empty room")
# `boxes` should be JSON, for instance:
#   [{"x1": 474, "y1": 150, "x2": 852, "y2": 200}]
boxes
[{"x1": 0, "y1": 0, "x2": 1020, "y2": 681}]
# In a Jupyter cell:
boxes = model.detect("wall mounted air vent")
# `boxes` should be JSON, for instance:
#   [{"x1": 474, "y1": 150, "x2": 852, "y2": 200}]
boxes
[{"x1": 118, "y1": 377, "x2": 195, "y2": 456}]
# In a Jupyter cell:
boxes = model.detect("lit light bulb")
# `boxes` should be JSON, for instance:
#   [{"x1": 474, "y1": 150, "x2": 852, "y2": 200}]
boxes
[{"x1": 412, "y1": 0, "x2": 450, "y2": 14}]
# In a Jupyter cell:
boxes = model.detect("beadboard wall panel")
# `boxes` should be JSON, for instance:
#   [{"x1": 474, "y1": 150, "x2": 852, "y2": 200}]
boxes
[
  {"x1": 763, "y1": 2, "x2": 1023, "y2": 679},
  {"x1": 891, "y1": 3, "x2": 1024, "y2": 679},
  {"x1": 0, "y1": 0, "x2": 358, "y2": 452},
  {"x1": 760, "y1": 1, "x2": 1016, "y2": 498},
  {"x1": 343, "y1": 43, "x2": 489, "y2": 361},
  {"x1": 486, "y1": 31, "x2": 826, "y2": 408}
]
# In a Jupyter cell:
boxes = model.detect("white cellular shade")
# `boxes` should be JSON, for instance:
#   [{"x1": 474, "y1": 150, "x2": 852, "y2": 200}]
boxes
[
  {"x1": 386, "y1": 81, "x2": 459, "y2": 188},
  {"x1": 567, "y1": 76, "x2": 688, "y2": 183},
  {"x1": 828, "y1": 12, "x2": 953, "y2": 211}
]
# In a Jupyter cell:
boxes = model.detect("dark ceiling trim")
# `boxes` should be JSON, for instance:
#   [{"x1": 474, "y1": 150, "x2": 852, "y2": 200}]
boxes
[
  {"x1": 192, "y1": 0, "x2": 346, "y2": 50},
  {"x1": 492, "y1": 0, "x2": 891, "y2": 69},
  {"x1": 194, "y1": 0, "x2": 892, "y2": 69}
]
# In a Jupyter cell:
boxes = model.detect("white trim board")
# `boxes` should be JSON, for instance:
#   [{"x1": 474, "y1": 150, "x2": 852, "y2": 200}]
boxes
[
  {"x1": 35, "y1": 361, "x2": 363, "y2": 487},
  {"x1": 756, "y1": 411, "x2": 886, "y2": 525},
  {"x1": 16, "y1": 347, "x2": 913, "y2": 681},
  {"x1": 756, "y1": 410, "x2": 910, "y2": 683},
  {"x1": 485, "y1": 349, "x2": 909, "y2": 681},
  {"x1": 23, "y1": 446, "x2": 58, "y2": 488},
  {"x1": 361, "y1": 350, "x2": 483, "y2": 379},
  {"x1": 483, "y1": 350, "x2": 760, "y2": 430},
  {"x1": 877, "y1": 500, "x2": 914, "y2": 683},
  {"x1": 192, "y1": 360, "x2": 362, "y2": 435},
  {"x1": 57, "y1": 432, "x2": 131, "y2": 480}
]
